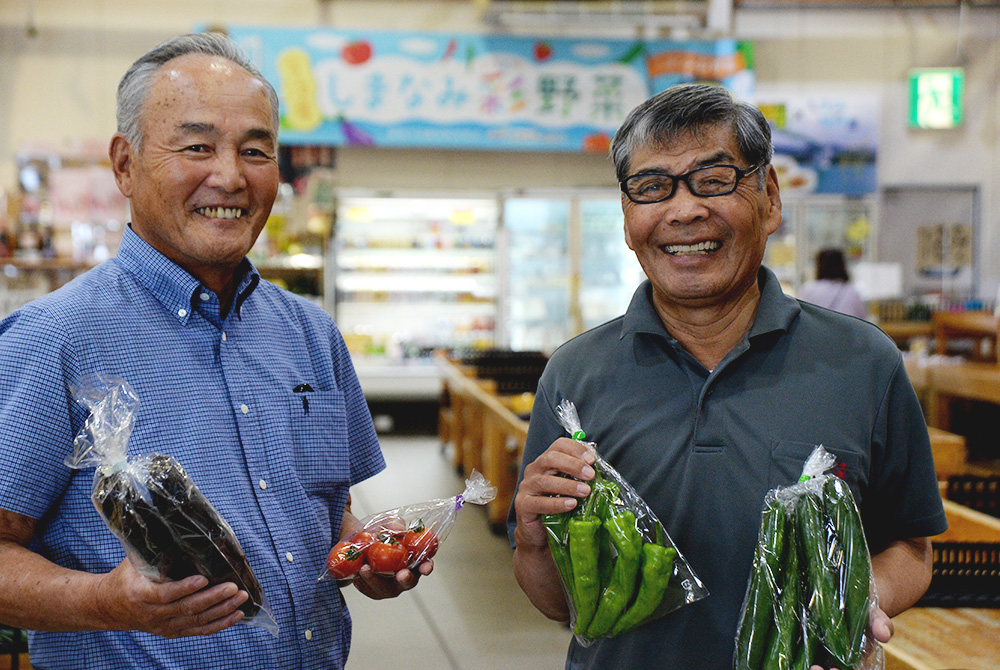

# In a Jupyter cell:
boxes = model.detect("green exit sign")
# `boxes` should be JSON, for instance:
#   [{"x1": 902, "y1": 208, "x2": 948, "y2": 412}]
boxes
[{"x1": 909, "y1": 68, "x2": 964, "y2": 129}]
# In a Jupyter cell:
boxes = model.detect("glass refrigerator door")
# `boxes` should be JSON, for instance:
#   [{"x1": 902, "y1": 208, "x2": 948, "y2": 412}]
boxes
[
  {"x1": 578, "y1": 197, "x2": 645, "y2": 330},
  {"x1": 335, "y1": 195, "x2": 498, "y2": 360},
  {"x1": 796, "y1": 196, "x2": 876, "y2": 287},
  {"x1": 765, "y1": 195, "x2": 876, "y2": 295},
  {"x1": 501, "y1": 198, "x2": 571, "y2": 352}
]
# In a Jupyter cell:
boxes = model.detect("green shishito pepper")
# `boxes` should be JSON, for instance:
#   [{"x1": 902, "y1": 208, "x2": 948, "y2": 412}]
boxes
[
  {"x1": 568, "y1": 477, "x2": 617, "y2": 634},
  {"x1": 585, "y1": 508, "x2": 643, "y2": 638},
  {"x1": 609, "y1": 541, "x2": 676, "y2": 637},
  {"x1": 541, "y1": 511, "x2": 577, "y2": 609},
  {"x1": 568, "y1": 508, "x2": 602, "y2": 633}
]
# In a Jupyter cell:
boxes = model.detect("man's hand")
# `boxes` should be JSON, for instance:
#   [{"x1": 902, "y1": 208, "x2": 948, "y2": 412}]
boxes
[
  {"x1": 351, "y1": 560, "x2": 433, "y2": 600},
  {"x1": 96, "y1": 559, "x2": 248, "y2": 638},
  {"x1": 809, "y1": 605, "x2": 893, "y2": 670},
  {"x1": 512, "y1": 437, "x2": 596, "y2": 621},
  {"x1": 513, "y1": 437, "x2": 596, "y2": 550}
]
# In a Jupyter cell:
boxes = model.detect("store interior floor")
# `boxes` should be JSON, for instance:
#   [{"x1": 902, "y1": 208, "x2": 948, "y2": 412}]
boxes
[{"x1": 342, "y1": 434, "x2": 570, "y2": 670}]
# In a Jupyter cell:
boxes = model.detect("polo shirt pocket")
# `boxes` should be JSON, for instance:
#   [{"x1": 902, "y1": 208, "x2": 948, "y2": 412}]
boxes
[
  {"x1": 770, "y1": 440, "x2": 865, "y2": 500},
  {"x1": 288, "y1": 389, "x2": 350, "y2": 493}
]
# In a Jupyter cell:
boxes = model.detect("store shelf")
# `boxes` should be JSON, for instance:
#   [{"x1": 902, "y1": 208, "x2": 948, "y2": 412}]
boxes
[
  {"x1": 352, "y1": 358, "x2": 443, "y2": 401},
  {"x1": 334, "y1": 194, "x2": 500, "y2": 364}
]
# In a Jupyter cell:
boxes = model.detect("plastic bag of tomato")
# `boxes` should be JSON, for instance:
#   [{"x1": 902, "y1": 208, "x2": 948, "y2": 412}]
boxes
[{"x1": 321, "y1": 469, "x2": 497, "y2": 582}]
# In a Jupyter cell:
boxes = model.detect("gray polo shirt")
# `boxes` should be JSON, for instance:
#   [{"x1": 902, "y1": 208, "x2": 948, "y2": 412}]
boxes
[{"x1": 508, "y1": 266, "x2": 946, "y2": 670}]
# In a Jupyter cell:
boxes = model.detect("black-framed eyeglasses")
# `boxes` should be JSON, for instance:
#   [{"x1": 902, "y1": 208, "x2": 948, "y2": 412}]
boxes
[{"x1": 620, "y1": 162, "x2": 764, "y2": 204}]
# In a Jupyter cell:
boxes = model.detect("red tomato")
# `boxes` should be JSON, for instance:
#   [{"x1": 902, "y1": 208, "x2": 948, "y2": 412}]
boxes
[
  {"x1": 402, "y1": 522, "x2": 439, "y2": 562},
  {"x1": 342, "y1": 40, "x2": 373, "y2": 65},
  {"x1": 326, "y1": 540, "x2": 364, "y2": 580},
  {"x1": 367, "y1": 537, "x2": 409, "y2": 574},
  {"x1": 350, "y1": 531, "x2": 377, "y2": 557}
]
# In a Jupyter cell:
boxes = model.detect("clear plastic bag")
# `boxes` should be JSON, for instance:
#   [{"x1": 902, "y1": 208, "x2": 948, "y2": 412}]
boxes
[
  {"x1": 64, "y1": 374, "x2": 278, "y2": 636},
  {"x1": 320, "y1": 469, "x2": 497, "y2": 582},
  {"x1": 542, "y1": 400, "x2": 708, "y2": 647},
  {"x1": 734, "y1": 446, "x2": 883, "y2": 670}
]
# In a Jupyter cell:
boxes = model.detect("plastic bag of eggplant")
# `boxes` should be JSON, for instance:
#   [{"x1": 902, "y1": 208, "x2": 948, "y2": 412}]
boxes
[{"x1": 65, "y1": 374, "x2": 277, "y2": 635}]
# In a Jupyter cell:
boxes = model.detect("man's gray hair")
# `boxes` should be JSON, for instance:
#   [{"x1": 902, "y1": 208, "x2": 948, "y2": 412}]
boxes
[
  {"x1": 116, "y1": 32, "x2": 280, "y2": 151},
  {"x1": 610, "y1": 83, "x2": 773, "y2": 187}
]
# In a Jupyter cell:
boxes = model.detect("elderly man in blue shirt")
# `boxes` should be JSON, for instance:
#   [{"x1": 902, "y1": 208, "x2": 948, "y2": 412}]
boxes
[{"x1": 0, "y1": 32, "x2": 428, "y2": 670}]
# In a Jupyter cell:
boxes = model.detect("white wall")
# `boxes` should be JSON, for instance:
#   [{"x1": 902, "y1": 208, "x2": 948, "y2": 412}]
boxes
[{"x1": 1, "y1": 1, "x2": 997, "y2": 297}]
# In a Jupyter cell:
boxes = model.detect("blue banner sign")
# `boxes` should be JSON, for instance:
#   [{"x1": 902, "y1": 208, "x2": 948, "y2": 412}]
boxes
[{"x1": 227, "y1": 26, "x2": 753, "y2": 153}]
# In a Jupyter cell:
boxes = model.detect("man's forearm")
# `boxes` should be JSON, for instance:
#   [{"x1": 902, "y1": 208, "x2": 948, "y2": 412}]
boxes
[
  {"x1": 512, "y1": 542, "x2": 570, "y2": 622},
  {"x1": 871, "y1": 537, "x2": 933, "y2": 618},
  {"x1": 0, "y1": 541, "x2": 107, "y2": 632}
]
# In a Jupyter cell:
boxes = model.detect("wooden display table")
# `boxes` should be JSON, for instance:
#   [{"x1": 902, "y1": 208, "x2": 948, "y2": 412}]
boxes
[
  {"x1": 436, "y1": 353, "x2": 528, "y2": 530},
  {"x1": 933, "y1": 310, "x2": 1000, "y2": 362},
  {"x1": 926, "y1": 426, "x2": 967, "y2": 480},
  {"x1": 885, "y1": 608, "x2": 1000, "y2": 670},
  {"x1": 923, "y1": 361, "x2": 1000, "y2": 430},
  {"x1": 879, "y1": 320, "x2": 934, "y2": 347},
  {"x1": 883, "y1": 499, "x2": 1000, "y2": 670}
]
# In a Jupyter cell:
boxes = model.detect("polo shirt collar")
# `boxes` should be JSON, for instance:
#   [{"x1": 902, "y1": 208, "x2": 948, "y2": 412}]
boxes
[
  {"x1": 115, "y1": 224, "x2": 260, "y2": 323},
  {"x1": 620, "y1": 266, "x2": 800, "y2": 343}
]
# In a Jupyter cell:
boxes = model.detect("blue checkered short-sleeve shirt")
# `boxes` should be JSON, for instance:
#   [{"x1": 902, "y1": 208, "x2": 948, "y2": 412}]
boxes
[{"x1": 0, "y1": 225, "x2": 385, "y2": 669}]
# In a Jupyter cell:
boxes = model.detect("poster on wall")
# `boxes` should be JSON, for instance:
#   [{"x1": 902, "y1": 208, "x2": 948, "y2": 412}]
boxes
[
  {"x1": 755, "y1": 92, "x2": 878, "y2": 196},
  {"x1": 225, "y1": 25, "x2": 753, "y2": 153}
]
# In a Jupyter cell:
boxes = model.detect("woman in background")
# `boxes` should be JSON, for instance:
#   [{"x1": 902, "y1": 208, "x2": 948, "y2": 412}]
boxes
[{"x1": 797, "y1": 248, "x2": 869, "y2": 319}]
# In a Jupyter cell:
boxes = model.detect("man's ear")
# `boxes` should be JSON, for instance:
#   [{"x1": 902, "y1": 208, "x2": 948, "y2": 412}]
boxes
[
  {"x1": 762, "y1": 165, "x2": 783, "y2": 237},
  {"x1": 622, "y1": 194, "x2": 636, "y2": 251},
  {"x1": 109, "y1": 133, "x2": 135, "y2": 199}
]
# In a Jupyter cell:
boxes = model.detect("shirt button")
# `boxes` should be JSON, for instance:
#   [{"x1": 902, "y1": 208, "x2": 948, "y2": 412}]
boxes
[
  {"x1": 241, "y1": 404, "x2": 249, "y2": 414},
  {"x1": 304, "y1": 629, "x2": 313, "y2": 641},
  {"x1": 177, "y1": 308, "x2": 187, "y2": 317},
  {"x1": 199, "y1": 292, "x2": 210, "y2": 301},
  {"x1": 286, "y1": 552, "x2": 294, "y2": 562},
  {"x1": 222, "y1": 332, "x2": 227, "y2": 342},
  {"x1": 259, "y1": 479, "x2": 267, "y2": 490}
]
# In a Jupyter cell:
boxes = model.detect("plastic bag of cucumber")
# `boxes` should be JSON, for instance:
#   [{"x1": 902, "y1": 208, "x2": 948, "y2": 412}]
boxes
[
  {"x1": 735, "y1": 446, "x2": 882, "y2": 670},
  {"x1": 542, "y1": 400, "x2": 708, "y2": 646}
]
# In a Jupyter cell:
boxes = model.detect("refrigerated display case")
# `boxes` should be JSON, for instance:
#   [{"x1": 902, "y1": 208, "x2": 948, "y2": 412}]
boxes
[
  {"x1": 501, "y1": 198, "x2": 572, "y2": 351},
  {"x1": 500, "y1": 191, "x2": 644, "y2": 353},
  {"x1": 578, "y1": 196, "x2": 645, "y2": 330},
  {"x1": 764, "y1": 194, "x2": 877, "y2": 295},
  {"x1": 333, "y1": 193, "x2": 499, "y2": 379}
]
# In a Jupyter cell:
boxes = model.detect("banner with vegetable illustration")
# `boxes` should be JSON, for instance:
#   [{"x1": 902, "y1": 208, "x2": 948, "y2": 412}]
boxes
[{"x1": 225, "y1": 26, "x2": 753, "y2": 153}]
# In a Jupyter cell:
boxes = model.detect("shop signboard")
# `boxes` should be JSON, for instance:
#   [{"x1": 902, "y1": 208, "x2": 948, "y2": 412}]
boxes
[
  {"x1": 225, "y1": 26, "x2": 752, "y2": 153},
  {"x1": 756, "y1": 91, "x2": 878, "y2": 195}
]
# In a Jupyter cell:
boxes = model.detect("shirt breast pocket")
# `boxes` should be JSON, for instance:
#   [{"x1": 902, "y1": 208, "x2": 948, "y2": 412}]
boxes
[
  {"x1": 288, "y1": 389, "x2": 350, "y2": 495},
  {"x1": 769, "y1": 440, "x2": 866, "y2": 501}
]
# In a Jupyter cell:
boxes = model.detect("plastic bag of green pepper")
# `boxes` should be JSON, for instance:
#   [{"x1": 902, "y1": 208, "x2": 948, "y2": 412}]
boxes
[
  {"x1": 734, "y1": 446, "x2": 883, "y2": 670},
  {"x1": 542, "y1": 400, "x2": 708, "y2": 646}
]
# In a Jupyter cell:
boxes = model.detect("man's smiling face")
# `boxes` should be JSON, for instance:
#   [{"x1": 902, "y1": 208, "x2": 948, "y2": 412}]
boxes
[
  {"x1": 622, "y1": 124, "x2": 782, "y2": 312},
  {"x1": 112, "y1": 53, "x2": 279, "y2": 290}
]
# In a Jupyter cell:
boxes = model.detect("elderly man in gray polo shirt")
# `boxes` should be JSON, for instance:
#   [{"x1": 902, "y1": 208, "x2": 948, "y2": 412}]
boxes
[{"x1": 508, "y1": 84, "x2": 946, "y2": 670}]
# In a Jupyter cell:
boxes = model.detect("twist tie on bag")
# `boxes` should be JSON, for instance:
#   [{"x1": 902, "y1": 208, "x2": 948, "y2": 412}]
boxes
[
  {"x1": 65, "y1": 373, "x2": 140, "y2": 471},
  {"x1": 779, "y1": 444, "x2": 838, "y2": 502},
  {"x1": 459, "y1": 469, "x2": 498, "y2": 507}
]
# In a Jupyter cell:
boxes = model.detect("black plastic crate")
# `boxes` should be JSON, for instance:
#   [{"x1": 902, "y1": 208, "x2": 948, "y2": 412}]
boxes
[
  {"x1": 916, "y1": 542, "x2": 1000, "y2": 607},
  {"x1": 946, "y1": 476, "x2": 1000, "y2": 519},
  {"x1": 0, "y1": 626, "x2": 28, "y2": 668},
  {"x1": 465, "y1": 349, "x2": 548, "y2": 395}
]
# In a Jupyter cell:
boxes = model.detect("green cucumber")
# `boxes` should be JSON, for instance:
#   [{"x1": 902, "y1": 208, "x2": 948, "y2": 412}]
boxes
[
  {"x1": 823, "y1": 476, "x2": 870, "y2": 668},
  {"x1": 796, "y1": 490, "x2": 851, "y2": 666},
  {"x1": 735, "y1": 498, "x2": 787, "y2": 670}
]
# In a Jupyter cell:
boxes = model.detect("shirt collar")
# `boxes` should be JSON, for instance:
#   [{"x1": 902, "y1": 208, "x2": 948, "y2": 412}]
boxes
[
  {"x1": 620, "y1": 266, "x2": 800, "y2": 343},
  {"x1": 115, "y1": 224, "x2": 260, "y2": 324}
]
